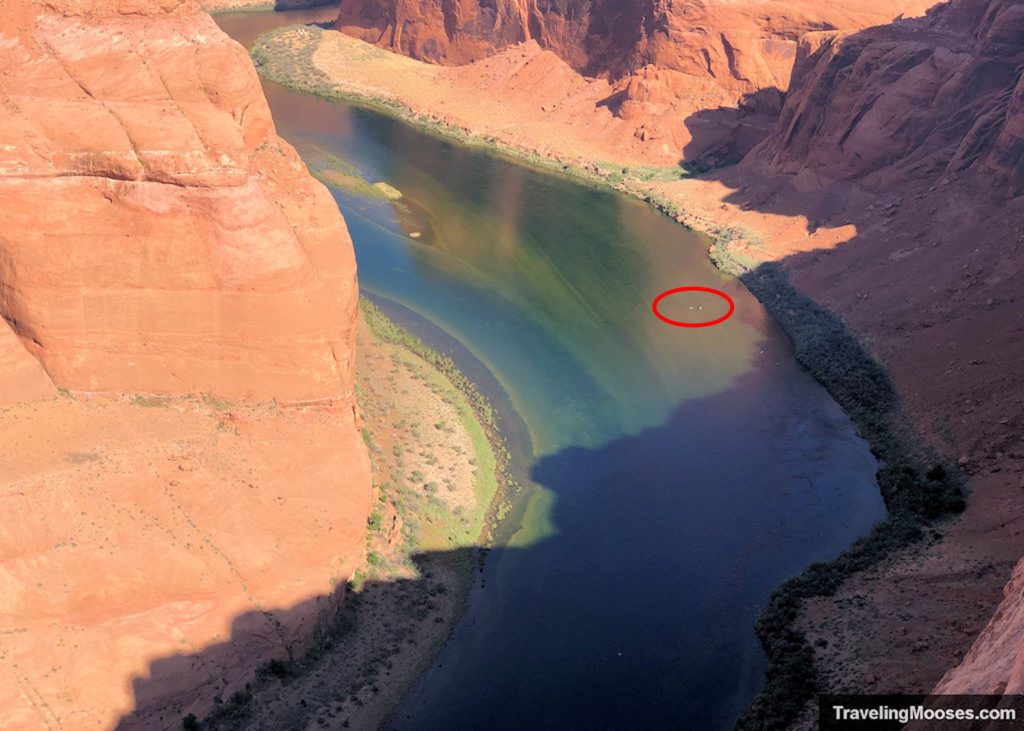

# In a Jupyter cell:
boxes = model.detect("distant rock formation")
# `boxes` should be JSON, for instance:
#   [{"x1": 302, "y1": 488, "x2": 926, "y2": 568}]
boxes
[{"x1": 334, "y1": 0, "x2": 938, "y2": 159}]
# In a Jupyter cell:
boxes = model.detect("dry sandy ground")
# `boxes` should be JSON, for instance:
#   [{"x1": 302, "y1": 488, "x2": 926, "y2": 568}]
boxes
[
  {"x1": 259, "y1": 24, "x2": 1024, "y2": 705},
  {"x1": 213, "y1": 314, "x2": 496, "y2": 730},
  {"x1": 302, "y1": 27, "x2": 698, "y2": 167},
  {"x1": 0, "y1": 393, "x2": 369, "y2": 730}
]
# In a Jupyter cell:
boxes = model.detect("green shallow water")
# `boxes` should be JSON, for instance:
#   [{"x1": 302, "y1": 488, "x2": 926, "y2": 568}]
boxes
[{"x1": 218, "y1": 11, "x2": 887, "y2": 729}]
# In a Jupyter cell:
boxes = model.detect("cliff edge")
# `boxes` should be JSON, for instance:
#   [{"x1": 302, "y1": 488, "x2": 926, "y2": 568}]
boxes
[
  {"x1": 704, "y1": 0, "x2": 1024, "y2": 703},
  {"x1": 0, "y1": 0, "x2": 371, "y2": 727}
]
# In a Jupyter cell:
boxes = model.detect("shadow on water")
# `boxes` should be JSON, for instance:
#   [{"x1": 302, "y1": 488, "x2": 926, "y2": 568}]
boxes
[
  {"x1": 115, "y1": 366, "x2": 884, "y2": 730},
  {"x1": 272, "y1": 0, "x2": 336, "y2": 11},
  {"x1": 388, "y1": 367, "x2": 883, "y2": 731}
]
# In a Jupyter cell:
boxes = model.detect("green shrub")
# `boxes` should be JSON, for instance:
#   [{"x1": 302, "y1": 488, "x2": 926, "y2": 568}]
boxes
[{"x1": 735, "y1": 263, "x2": 963, "y2": 730}]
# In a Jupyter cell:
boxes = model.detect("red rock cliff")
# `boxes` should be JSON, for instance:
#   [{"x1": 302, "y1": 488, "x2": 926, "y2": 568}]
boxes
[
  {"x1": 748, "y1": 0, "x2": 1024, "y2": 193},
  {"x1": 748, "y1": 0, "x2": 1024, "y2": 696},
  {"x1": 0, "y1": 1, "x2": 372, "y2": 728},
  {"x1": 708, "y1": 0, "x2": 1024, "y2": 698},
  {"x1": 1, "y1": 0, "x2": 360, "y2": 403},
  {"x1": 336, "y1": 0, "x2": 937, "y2": 105}
]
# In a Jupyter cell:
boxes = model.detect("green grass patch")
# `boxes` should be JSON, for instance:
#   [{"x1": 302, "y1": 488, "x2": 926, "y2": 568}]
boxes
[
  {"x1": 202, "y1": 394, "x2": 234, "y2": 411},
  {"x1": 360, "y1": 298, "x2": 496, "y2": 428},
  {"x1": 130, "y1": 394, "x2": 169, "y2": 408},
  {"x1": 708, "y1": 226, "x2": 760, "y2": 276},
  {"x1": 596, "y1": 161, "x2": 690, "y2": 183},
  {"x1": 308, "y1": 152, "x2": 404, "y2": 200},
  {"x1": 359, "y1": 298, "x2": 502, "y2": 554}
]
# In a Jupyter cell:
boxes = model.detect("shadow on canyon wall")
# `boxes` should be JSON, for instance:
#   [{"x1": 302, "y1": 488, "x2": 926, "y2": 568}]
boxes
[
  {"x1": 674, "y1": 3, "x2": 1024, "y2": 726},
  {"x1": 680, "y1": 87, "x2": 786, "y2": 170},
  {"x1": 116, "y1": 362, "x2": 888, "y2": 730}
]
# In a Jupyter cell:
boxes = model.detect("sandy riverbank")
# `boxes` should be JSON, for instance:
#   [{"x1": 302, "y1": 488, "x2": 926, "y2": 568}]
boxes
[
  {"x1": 193, "y1": 302, "x2": 507, "y2": 730},
  {"x1": 249, "y1": 19, "x2": 1024, "y2": 724}
]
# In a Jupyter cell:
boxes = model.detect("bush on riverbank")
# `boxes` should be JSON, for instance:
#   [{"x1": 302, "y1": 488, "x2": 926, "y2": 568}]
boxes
[
  {"x1": 735, "y1": 263, "x2": 964, "y2": 730},
  {"x1": 191, "y1": 299, "x2": 510, "y2": 730}
]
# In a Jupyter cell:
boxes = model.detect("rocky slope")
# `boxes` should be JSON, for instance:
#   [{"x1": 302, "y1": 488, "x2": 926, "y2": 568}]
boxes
[
  {"x1": 702, "y1": 0, "x2": 1024, "y2": 701},
  {"x1": 732, "y1": 0, "x2": 1024, "y2": 484},
  {"x1": 0, "y1": 0, "x2": 370, "y2": 728},
  {"x1": 748, "y1": 0, "x2": 1024, "y2": 192},
  {"x1": 335, "y1": 0, "x2": 938, "y2": 160}
]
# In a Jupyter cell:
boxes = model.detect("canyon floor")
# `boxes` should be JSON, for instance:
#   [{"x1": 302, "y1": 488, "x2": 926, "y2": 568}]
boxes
[{"x1": 254, "y1": 20, "x2": 1024, "y2": 712}]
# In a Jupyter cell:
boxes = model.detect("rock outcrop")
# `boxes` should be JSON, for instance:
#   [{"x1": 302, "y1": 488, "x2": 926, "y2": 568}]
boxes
[
  {"x1": 1, "y1": 0, "x2": 359, "y2": 403},
  {"x1": 936, "y1": 558, "x2": 1024, "y2": 694},
  {"x1": 0, "y1": 0, "x2": 371, "y2": 728},
  {"x1": 748, "y1": 0, "x2": 1024, "y2": 193},
  {"x1": 0, "y1": 319, "x2": 56, "y2": 405},
  {"x1": 705, "y1": 0, "x2": 1024, "y2": 700},
  {"x1": 335, "y1": 0, "x2": 936, "y2": 78}
]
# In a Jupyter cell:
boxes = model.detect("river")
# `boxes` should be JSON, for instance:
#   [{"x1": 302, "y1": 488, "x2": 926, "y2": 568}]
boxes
[{"x1": 216, "y1": 9, "x2": 885, "y2": 729}]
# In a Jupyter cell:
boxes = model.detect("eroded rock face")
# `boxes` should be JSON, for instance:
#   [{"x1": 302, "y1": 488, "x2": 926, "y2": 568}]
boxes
[
  {"x1": 359, "y1": 0, "x2": 950, "y2": 163},
  {"x1": 749, "y1": 0, "x2": 1024, "y2": 193},
  {"x1": 0, "y1": 320, "x2": 56, "y2": 405},
  {"x1": 715, "y1": 0, "x2": 1024, "y2": 697},
  {"x1": 0, "y1": 1, "x2": 371, "y2": 728},
  {"x1": 936, "y1": 557, "x2": 1024, "y2": 693},
  {"x1": 1, "y1": 0, "x2": 359, "y2": 403},
  {"x1": 337, "y1": 1, "x2": 934, "y2": 93}
]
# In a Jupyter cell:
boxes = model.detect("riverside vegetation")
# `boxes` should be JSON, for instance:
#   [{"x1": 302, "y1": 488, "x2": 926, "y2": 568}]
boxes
[
  {"x1": 250, "y1": 24, "x2": 965, "y2": 729},
  {"x1": 250, "y1": 24, "x2": 765, "y2": 272},
  {"x1": 734, "y1": 263, "x2": 964, "y2": 728}
]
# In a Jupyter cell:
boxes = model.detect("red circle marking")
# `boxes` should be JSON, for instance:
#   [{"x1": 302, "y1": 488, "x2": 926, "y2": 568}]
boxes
[{"x1": 652, "y1": 286, "x2": 735, "y2": 328}]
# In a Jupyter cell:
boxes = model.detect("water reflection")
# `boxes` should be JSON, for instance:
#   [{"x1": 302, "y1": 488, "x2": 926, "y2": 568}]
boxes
[{"x1": 275, "y1": 91, "x2": 763, "y2": 449}]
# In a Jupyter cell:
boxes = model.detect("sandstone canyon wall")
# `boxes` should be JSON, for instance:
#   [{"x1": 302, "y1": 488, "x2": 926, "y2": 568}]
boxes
[
  {"x1": 706, "y1": 0, "x2": 1024, "y2": 698},
  {"x1": 746, "y1": 0, "x2": 1024, "y2": 193},
  {"x1": 1, "y1": 0, "x2": 360, "y2": 403},
  {"x1": 334, "y1": 0, "x2": 939, "y2": 160},
  {"x1": 0, "y1": 0, "x2": 371, "y2": 727}
]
